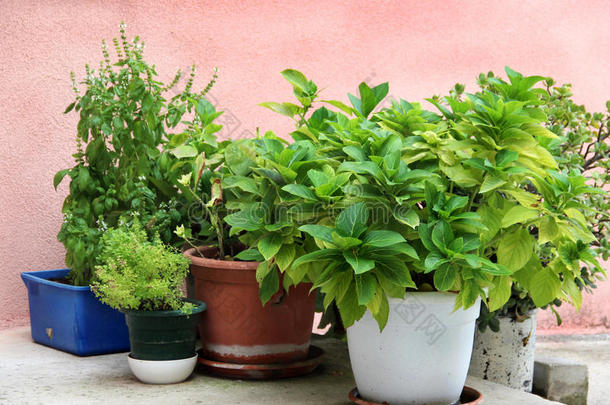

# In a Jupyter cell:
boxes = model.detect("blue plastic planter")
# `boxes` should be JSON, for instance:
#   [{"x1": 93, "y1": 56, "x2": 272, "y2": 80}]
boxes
[{"x1": 21, "y1": 269, "x2": 130, "y2": 356}]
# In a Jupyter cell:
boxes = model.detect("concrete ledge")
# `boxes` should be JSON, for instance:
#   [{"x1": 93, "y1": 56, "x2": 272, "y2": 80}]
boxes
[
  {"x1": 0, "y1": 327, "x2": 563, "y2": 404},
  {"x1": 533, "y1": 356, "x2": 588, "y2": 405}
]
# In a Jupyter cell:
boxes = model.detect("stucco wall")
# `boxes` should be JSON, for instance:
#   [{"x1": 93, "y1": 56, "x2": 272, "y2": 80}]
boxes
[{"x1": 1, "y1": 0, "x2": 608, "y2": 332}]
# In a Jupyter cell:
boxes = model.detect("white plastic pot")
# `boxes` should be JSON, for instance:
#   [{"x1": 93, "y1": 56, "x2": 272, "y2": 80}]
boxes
[
  {"x1": 127, "y1": 354, "x2": 198, "y2": 384},
  {"x1": 347, "y1": 292, "x2": 481, "y2": 405},
  {"x1": 468, "y1": 310, "x2": 537, "y2": 391}
]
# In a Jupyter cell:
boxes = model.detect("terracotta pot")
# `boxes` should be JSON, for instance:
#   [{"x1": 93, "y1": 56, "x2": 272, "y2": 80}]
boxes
[{"x1": 184, "y1": 246, "x2": 316, "y2": 364}]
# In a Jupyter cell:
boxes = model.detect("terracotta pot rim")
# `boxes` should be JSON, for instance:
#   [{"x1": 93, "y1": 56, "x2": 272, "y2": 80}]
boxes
[{"x1": 183, "y1": 246, "x2": 259, "y2": 271}]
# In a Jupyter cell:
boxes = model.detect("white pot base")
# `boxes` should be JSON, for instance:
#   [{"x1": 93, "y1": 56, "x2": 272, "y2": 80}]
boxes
[{"x1": 128, "y1": 353, "x2": 198, "y2": 384}]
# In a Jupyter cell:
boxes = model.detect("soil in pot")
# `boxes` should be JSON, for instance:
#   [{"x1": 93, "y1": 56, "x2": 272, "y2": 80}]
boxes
[{"x1": 184, "y1": 246, "x2": 317, "y2": 365}]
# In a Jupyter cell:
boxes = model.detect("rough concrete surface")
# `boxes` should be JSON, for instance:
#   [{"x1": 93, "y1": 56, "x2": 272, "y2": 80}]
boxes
[
  {"x1": 536, "y1": 335, "x2": 610, "y2": 405},
  {"x1": 534, "y1": 356, "x2": 588, "y2": 405},
  {"x1": 0, "y1": 327, "x2": 565, "y2": 405}
]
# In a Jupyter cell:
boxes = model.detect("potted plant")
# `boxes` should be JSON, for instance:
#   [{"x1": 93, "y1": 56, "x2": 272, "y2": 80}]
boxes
[
  {"x1": 260, "y1": 68, "x2": 604, "y2": 404},
  {"x1": 467, "y1": 69, "x2": 608, "y2": 391},
  {"x1": 169, "y1": 85, "x2": 321, "y2": 374},
  {"x1": 21, "y1": 23, "x2": 218, "y2": 355},
  {"x1": 91, "y1": 219, "x2": 205, "y2": 384}
]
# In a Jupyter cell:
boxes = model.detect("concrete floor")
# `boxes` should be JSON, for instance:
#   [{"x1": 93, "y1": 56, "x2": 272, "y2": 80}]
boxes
[
  {"x1": 537, "y1": 334, "x2": 610, "y2": 405},
  {"x1": 1, "y1": 326, "x2": 597, "y2": 405}
]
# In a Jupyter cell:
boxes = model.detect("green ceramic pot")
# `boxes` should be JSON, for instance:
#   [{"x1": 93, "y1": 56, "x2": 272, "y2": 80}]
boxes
[{"x1": 123, "y1": 298, "x2": 206, "y2": 361}]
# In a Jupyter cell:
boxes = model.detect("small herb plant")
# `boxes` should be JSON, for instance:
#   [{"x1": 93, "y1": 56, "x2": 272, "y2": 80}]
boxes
[
  {"x1": 252, "y1": 68, "x2": 605, "y2": 331},
  {"x1": 54, "y1": 23, "x2": 218, "y2": 285},
  {"x1": 91, "y1": 219, "x2": 191, "y2": 311}
]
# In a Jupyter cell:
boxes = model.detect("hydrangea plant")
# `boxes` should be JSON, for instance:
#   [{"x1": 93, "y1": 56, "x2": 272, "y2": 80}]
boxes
[
  {"x1": 470, "y1": 69, "x2": 609, "y2": 330},
  {"x1": 246, "y1": 68, "x2": 605, "y2": 330}
]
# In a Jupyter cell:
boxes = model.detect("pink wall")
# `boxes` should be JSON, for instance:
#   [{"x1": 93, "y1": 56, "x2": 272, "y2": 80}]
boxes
[{"x1": 1, "y1": 0, "x2": 608, "y2": 332}]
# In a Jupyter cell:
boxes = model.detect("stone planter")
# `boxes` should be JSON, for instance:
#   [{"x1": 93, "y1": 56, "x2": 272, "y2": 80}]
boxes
[{"x1": 468, "y1": 310, "x2": 537, "y2": 391}]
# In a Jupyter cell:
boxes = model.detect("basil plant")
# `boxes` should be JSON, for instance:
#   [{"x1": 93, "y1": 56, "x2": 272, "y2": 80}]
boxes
[
  {"x1": 244, "y1": 68, "x2": 606, "y2": 331},
  {"x1": 55, "y1": 24, "x2": 218, "y2": 285}
]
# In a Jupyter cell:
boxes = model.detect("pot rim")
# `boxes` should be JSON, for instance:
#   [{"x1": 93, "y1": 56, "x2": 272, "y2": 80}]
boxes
[
  {"x1": 183, "y1": 246, "x2": 259, "y2": 271},
  {"x1": 121, "y1": 298, "x2": 206, "y2": 317}
]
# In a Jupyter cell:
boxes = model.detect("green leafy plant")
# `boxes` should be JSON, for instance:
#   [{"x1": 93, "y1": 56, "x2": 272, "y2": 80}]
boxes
[
  {"x1": 471, "y1": 70, "x2": 609, "y2": 331},
  {"x1": 255, "y1": 68, "x2": 605, "y2": 331},
  {"x1": 54, "y1": 23, "x2": 218, "y2": 285},
  {"x1": 91, "y1": 219, "x2": 191, "y2": 311}
]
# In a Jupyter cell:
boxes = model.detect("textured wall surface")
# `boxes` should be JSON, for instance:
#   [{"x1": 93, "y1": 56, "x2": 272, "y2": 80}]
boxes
[{"x1": 1, "y1": 0, "x2": 608, "y2": 332}]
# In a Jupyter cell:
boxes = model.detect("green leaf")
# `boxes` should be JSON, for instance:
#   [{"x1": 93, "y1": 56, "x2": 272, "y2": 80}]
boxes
[
  {"x1": 538, "y1": 216, "x2": 559, "y2": 244},
  {"x1": 529, "y1": 267, "x2": 561, "y2": 307},
  {"x1": 431, "y1": 221, "x2": 454, "y2": 250},
  {"x1": 440, "y1": 164, "x2": 481, "y2": 187},
  {"x1": 446, "y1": 196, "x2": 469, "y2": 213},
  {"x1": 418, "y1": 223, "x2": 436, "y2": 251},
  {"x1": 564, "y1": 208, "x2": 588, "y2": 229},
  {"x1": 367, "y1": 283, "x2": 390, "y2": 331},
  {"x1": 256, "y1": 261, "x2": 272, "y2": 283},
  {"x1": 280, "y1": 69, "x2": 309, "y2": 92},
  {"x1": 497, "y1": 228, "x2": 534, "y2": 271},
  {"x1": 355, "y1": 273, "x2": 376, "y2": 306},
  {"x1": 433, "y1": 264, "x2": 456, "y2": 291},
  {"x1": 225, "y1": 204, "x2": 264, "y2": 231},
  {"x1": 226, "y1": 140, "x2": 255, "y2": 176},
  {"x1": 64, "y1": 102, "x2": 76, "y2": 114},
  {"x1": 480, "y1": 175, "x2": 507, "y2": 193},
  {"x1": 343, "y1": 145, "x2": 368, "y2": 161},
  {"x1": 292, "y1": 249, "x2": 342, "y2": 267},
  {"x1": 425, "y1": 251, "x2": 448, "y2": 273},
  {"x1": 392, "y1": 207, "x2": 420, "y2": 228},
  {"x1": 259, "y1": 102, "x2": 299, "y2": 117},
  {"x1": 77, "y1": 167, "x2": 90, "y2": 192},
  {"x1": 275, "y1": 244, "x2": 295, "y2": 271},
  {"x1": 259, "y1": 264, "x2": 279, "y2": 306},
  {"x1": 362, "y1": 230, "x2": 405, "y2": 247},
  {"x1": 495, "y1": 149, "x2": 519, "y2": 167},
  {"x1": 53, "y1": 169, "x2": 69, "y2": 190},
  {"x1": 338, "y1": 161, "x2": 383, "y2": 179},
  {"x1": 282, "y1": 184, "x2": 318, "y2": 201},
  {"x1": 479, "y1": 262, "x2": 513, "y2": 276},
  {"x1": 336, "y1": 202, "x2": 369, "y2": 238},
  {"x1": 488, "y1": 277, "x2": 512, "y2": 312},
  {"x1": 372, "y1": 82, "x2": 389, "y2": 104},
  {"x1": 501, "y1": 205, "x2": 539, "y2": 228},
  {"x1": 235, "y1": 249, "x2": 264, "y2": 261},
  {"x1": 344, "y1": 250, "x2": 375, "y2": 274},
  {"x1": 478, "y1": 205, "x2": 502, "y2": 243},
  {"x1": 336, "y1": 280, "x2": 367, "y2": 328},
  {"x1": 223, "y1": 176, "x2": 259, "y2": 195},
  {"x1": 461, "y1": 279, "x2": 481, "y2": 309},
  {"x1": 299, "y1": 224, "x2": 334, "y2": 244},
  {"x1": 331, "y1": 232, "x2": 362, "y2": 249},
  {"x1": 258, "y1": 233, "x2": 284, "y2": 261},
  {"x1": 376, "y1": 259, "x2": 415, "y2": 288},
  {"x1": 307, "y1": 169, "x2": 329, "y2": 187},
  {"x1": 358, "y1": 82, "x2": 377, "y2": 117},
  {"x1": 170, "y1": 145, "x2": 198, "y2": 159},
  {"x1": 321, "y1": 99, "x2": 354, "y2": 115}
]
